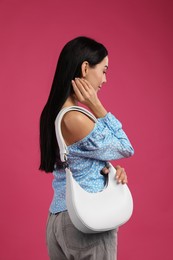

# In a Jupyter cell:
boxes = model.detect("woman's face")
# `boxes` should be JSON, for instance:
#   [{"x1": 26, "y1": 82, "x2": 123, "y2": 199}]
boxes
[{"x1": 85, "y1": 56, "x2": 108, "y2": 92}]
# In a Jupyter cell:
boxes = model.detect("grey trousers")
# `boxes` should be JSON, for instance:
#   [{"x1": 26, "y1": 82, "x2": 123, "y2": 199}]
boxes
[{"x1": 46, "y1": 211, "x2": 118, "y2": 260}]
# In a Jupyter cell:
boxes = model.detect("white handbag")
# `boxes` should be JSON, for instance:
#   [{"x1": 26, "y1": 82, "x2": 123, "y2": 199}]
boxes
[{"x1": 55, "y1": 106, "x2": 133, "y2": 233}]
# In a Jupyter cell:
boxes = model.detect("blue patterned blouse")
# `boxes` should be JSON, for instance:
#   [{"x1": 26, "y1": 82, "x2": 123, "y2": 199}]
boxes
[{"x1": 49, "y1": 112, "x2": 134, "y2": 213}]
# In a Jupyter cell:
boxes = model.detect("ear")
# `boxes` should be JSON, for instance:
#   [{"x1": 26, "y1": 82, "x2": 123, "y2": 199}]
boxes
[{"x1": 81, "y1": 61, "x2": 89, "y2": 78}]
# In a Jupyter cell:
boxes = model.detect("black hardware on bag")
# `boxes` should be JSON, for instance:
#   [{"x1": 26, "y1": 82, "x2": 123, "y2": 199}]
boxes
[{"x1": 63, "y1": 161, "x2": 69, "y2": 169}]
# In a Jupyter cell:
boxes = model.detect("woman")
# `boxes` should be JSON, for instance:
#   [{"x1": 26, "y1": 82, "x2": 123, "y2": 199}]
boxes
[{"x1": 39, "y1": 36, "x2": 134, "y2": 260}]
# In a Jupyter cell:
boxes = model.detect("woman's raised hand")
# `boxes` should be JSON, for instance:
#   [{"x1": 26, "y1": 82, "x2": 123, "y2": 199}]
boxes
[
  {"x1": 72, "y1": 78, "x2": 99, "y2": 107},
  {"x1": 71, "y1": 78, "x2": 107, "y2": 118}
]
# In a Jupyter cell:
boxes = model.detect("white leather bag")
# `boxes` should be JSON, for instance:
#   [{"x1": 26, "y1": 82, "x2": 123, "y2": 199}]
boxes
[{"x1": 55, "y1": 106, "x2": 133, "y2": 233}]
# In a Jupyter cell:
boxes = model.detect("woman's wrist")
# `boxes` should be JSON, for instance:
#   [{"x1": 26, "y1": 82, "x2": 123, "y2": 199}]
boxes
[{"x1": 89, "y1": 101, "x2": 107, "y2": 118}]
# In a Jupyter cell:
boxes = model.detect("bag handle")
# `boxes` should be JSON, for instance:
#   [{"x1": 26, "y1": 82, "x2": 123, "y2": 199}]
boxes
[{"x1": 55, "y1": 106, "x2": 97, "y2": 163}]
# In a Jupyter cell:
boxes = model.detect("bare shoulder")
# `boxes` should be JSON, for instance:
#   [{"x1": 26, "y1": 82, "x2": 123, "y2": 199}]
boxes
[{"x1": 61, "y1": 111, "x2": 95, "y2": 145}]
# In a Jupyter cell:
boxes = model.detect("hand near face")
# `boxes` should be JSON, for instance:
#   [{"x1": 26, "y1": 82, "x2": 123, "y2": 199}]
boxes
[
  {"x1": 71, "y1": 78, "x2": 100, "y2": 108},
  {"x1": 71, "y1": 57, "x2": 108, "y2": 118}
]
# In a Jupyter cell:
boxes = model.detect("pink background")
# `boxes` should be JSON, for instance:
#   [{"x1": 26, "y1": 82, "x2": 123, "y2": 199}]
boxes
[{"x1": 0, "y1": 0, "x2": 173, "y2": 259}]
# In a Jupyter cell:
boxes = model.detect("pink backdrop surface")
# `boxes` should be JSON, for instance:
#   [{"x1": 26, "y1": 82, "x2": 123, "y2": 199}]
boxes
[{"x1": 0, "y1": 0, "x2": 173, "y2": 259}]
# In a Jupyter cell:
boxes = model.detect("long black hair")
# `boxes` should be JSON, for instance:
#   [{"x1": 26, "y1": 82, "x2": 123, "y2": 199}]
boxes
[{"x1": 39, "y1": 36, "x2": 108, "y2": 173}]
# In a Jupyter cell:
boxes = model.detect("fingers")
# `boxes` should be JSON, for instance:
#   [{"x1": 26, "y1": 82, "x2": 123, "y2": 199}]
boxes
[
  {"x1": 100, "y1": 164, "x2": 128, "y2": 185},
  {"x1": 72, "y1": 78, "x2": 90, "y2": 102},
  {"x1": 115, "y1": 165, "x2": 128, "y2": 184},
  {"x1": 72, "y1": 78, "x2": 89, "y2": 93},
  {"x1": 71, "y1": 79, "x2": 84, "y2": 101},
  {"x1": 81, "y1": 78, "x2": 93, "y2": 90},
  {"x1": 71, "y1": 78, "x2": 98, "y2": 107}
]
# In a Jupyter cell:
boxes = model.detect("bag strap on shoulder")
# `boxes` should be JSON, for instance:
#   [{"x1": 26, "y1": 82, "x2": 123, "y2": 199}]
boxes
[{"x1": 55, "y1": 106, "x2": 97, "y2": 162}]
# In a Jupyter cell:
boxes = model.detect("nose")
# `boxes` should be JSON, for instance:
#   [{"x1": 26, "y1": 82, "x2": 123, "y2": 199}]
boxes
[{"x1": 103, "y1": 74, "x2": 107, "y2": 84}]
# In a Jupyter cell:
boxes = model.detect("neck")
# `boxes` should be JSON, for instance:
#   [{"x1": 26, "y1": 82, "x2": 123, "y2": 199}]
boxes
[{"x1": 62, "y1": 95, "x2": 78, "y2": 108}]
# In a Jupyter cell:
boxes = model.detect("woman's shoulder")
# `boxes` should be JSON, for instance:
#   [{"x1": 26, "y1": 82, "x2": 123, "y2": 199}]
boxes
[{"x1": 61, "y1": 110, "x2": 95, "y2": 146}]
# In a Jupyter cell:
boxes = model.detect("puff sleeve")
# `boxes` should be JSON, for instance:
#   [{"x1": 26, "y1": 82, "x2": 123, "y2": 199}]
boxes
[{"x1": 68, "y1": 112, "x2": 134, "y2": 161}]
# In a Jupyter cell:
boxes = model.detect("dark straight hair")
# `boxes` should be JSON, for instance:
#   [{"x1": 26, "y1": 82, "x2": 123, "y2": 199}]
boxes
[{"x1": 39, "y1": 36, "x2": 108, "y2": 173}]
